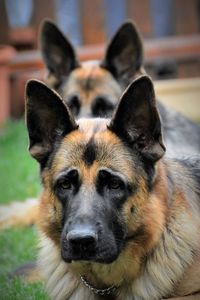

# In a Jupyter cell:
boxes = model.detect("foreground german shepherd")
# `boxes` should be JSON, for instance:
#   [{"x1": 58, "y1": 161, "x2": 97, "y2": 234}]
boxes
[
  {"x1": 41, "y1": 20, "x2": 200, "y2": 157},
  {"x1": 26, "y1": 76, "x2": 200, "y2": 300}
]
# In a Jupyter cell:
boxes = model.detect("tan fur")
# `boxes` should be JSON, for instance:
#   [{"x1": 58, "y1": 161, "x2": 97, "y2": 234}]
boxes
[
  {"x1": 174, "y1": 252, "x2": 200, "y2": 297},
  {"x1": 37, "y1": 119, "x2": 200, "y2": 300}
]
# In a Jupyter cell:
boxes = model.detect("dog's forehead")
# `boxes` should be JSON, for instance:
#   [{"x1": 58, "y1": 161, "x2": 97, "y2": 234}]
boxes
[
  {"x1": 72, "y1": 63, "x2": 110, "y2": 85},
  {"x1": 51, "y1": 118, "x2": 135, "y2": 180},
  {"x1": 78, "y1": 61, "x2": 108, "y2": 80},
  {"x1": 63, "y1": 61, "x2": 121, "y2": 95}
]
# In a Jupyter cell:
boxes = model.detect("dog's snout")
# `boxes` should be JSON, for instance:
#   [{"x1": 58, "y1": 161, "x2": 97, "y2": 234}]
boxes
[{"x1": 67, "y1": 228, "x2": 97, "y2": 250}]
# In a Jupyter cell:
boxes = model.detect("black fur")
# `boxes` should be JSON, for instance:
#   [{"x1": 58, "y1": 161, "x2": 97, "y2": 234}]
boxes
[
  {"x1": 83, "y1": 139, "x2": 97, "y2": 166},
  {"x1": 26, "y1": 80, "x2": 78, "y2": 165},
  {"x1": 92, "y1": 97, "x2": 115, "y2": 118},
  {"x1": 101, "y1": 21, "x2": 143, "y2": 87},
  {"x1": 109, "y1": 76, "x2": 166, "y2": 163},
  {"x1": 40, "y1": 20, "x2": 79, "y2": 86}
]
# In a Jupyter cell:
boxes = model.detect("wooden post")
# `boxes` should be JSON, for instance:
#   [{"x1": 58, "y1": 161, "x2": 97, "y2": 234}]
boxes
[
  {"x1": 80, "y1": 0, "x2": 106, "y2": 44},
  {"x1": 0, "y1": 45, "x2": 16, "y2": 126}
]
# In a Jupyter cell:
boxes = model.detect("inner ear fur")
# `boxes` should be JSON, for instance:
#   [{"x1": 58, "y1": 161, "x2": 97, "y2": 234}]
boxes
[
  {"x1": 40, "y1": 19, "x2": 80, "y2": 87},
  {"x1": 109, "y1": 76, "x2": 165, "y2": 162},
  {"x1": 101, "y1": 21, "x2": 144, "y2": 86},
  {"x1": 25, "y1": 80, "x2": 78, "y2": 165}
]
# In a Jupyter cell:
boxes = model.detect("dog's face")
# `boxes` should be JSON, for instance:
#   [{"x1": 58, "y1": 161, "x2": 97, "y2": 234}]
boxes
[
  {"x1": 26, "y1": 76, "x2": 165, "y2": 267},
  {"x1": 40, "y1": 20, "x2": 144, "y2": 118},
  {"x1": 59, "y1": 61, "x2": 122, "y2": 118}
]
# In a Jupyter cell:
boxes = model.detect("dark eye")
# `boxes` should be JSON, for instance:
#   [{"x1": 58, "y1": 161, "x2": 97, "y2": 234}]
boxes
[
  {"x1": 92, "y1": 97, "x2": 114, "y2": 117},
  {"x1": 59, "y1": 179, "x2": 72, "y2": 190},
  {"x1": 68, "y1": 95, "x2": 80, "y2": 116},
  {"x1": 55, "y1": 169, "x2": 79, "y2": 196},
  {"x1": 108, "y1": 177, "x2": 122, "y2": 190},
  {"x1": 97, "y1": 170, "x2": 124, "y2": 192}
]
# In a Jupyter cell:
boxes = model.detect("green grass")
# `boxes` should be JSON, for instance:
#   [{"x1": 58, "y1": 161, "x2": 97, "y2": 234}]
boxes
[
  {"x1": 0, "y1": 228, "x2": 48, "y2": 300},
  {"x1": 0, "y1": 120, "x2": 40, "y2": 204},
  {"x1": 0, "y1": 120, "x2": 48, "y2": 299}
]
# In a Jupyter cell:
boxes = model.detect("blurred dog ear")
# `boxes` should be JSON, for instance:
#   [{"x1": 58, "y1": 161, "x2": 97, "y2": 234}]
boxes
[
  {"x1": 109, "y1": 76, "x2": 165, "y2": 162},
  {"x1": 101, "y1": 21, "x2": 144, "y2": 87},
  {"x1": 40, "y1": 20, "x2": 80, "y2": 88},
  {"x1": 25, "y1": 80, "x2": 78, "y2": 166}
]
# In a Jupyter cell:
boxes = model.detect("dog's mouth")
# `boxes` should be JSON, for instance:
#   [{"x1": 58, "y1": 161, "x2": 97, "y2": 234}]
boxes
[
  {"x1": 61, "y1": 247, "x2": 119, "y2": 264},
  {"x1": 61, "y1": 237, "x2": 120, "y2": 264},
  {"x1": 62, "y1": 255, "x2": 118, "y2": 264},
  {"x1": 61, "y1": 246, "x2": 97, "y2": 263}
]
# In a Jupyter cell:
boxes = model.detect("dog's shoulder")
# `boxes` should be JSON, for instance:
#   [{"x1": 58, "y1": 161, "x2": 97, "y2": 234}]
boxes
[
  {"x1": 167, "y1": 156, "x2": 200, "y2": 186},
  {"x1": 163, "y1": 156, "x2": 200, "y2": 212},
  {"x1": 157, "y1": 101, "x2": 200, "y2": 157}
]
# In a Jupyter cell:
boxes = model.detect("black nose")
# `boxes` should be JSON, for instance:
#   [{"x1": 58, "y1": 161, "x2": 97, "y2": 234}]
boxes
[{"x1": 67, "y1": 228, "x2": 97, "y2": 251}]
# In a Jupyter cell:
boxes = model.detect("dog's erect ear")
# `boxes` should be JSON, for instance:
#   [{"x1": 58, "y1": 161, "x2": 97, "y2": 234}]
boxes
[
  {"x1": 25, "y1": 80, "x2": 78, "y2": 165},
  {"x1": 101, "y1": 21, "x2": 144, "y2": 87},
  {"x1": 109, "y1": 76, "x2": 165, "y2": 162},
  {"x1": 40, "y1": 20, "x2": 80, "y2": 87}
]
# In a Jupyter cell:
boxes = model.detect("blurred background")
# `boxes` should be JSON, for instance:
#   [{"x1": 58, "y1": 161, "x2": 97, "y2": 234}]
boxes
[{"x1": 0, "y1": 0, "x2": 200, "y2": 125}]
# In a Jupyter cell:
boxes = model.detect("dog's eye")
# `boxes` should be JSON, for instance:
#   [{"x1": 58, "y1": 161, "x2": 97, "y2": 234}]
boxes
[
  {"x1": 108, "y1": 177, "x2": 122, "y2": 190},
  {"x1": 56, "y1": 169, "x2": 79, "y2": 193},
  {"x1": 98, "y1": 170, "x2": 124, "y2": 191},
  {"x1": 59, "y1": 179, "x2": 72, "y2": 190},
  {"x1": 92, "y1": 97, "x2": 114, "y2": 117},
  {"x1": 68, "y1": 95, "x2": 80, "y2": 116}
]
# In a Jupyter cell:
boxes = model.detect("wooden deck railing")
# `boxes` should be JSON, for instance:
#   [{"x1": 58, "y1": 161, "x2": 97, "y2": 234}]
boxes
[{"x1": 9, "y1": 34, "x2": 200, "y2": 71}]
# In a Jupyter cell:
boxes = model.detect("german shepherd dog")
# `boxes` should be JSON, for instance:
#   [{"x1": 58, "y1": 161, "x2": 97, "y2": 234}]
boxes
[
  {"x1": 25, "y1": 76, "x2": 200, "y2": 300},
  {"x1": 40, "y1": 20, "x2": 200, "y2": 158}
]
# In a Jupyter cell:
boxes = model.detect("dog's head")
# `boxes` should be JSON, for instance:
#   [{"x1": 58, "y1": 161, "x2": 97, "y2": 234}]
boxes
[
  {"x1": 40, "y1": 20, "x2": 144, "y2": 118},
  {"x1": 26, "y1": 76, "x2": 165, "y2": 268}
]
